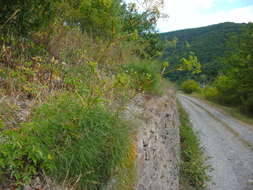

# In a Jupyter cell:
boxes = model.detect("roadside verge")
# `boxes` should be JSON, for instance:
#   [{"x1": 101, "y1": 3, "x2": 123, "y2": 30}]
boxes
[{"x1": 177, "y1": 100, "x2": 211, "y2": 190}]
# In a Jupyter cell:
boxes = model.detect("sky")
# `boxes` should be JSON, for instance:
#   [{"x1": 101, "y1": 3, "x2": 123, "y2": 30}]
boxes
[{"x1": 125, "y1": 0, "x2": 253, "y2": 32}]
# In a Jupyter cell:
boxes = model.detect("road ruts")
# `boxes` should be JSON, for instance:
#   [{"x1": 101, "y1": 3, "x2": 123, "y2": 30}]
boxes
[{"x1": 178, "y1": 94, "x2": 253, "y2": 190}]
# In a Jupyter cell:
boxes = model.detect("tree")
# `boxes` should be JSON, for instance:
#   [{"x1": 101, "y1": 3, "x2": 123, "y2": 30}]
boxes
[
  {"x1": 212, "y1": 23, "x2": 253, "y2": 113},
  {"x1": 0, "y1": 0, "x2": 59, "y2": 36},
  {"x1": 179, "y1": 53, "x2": 201, "y2": 75},
  {"x1": 64, "y1": 0, "x2": 123, "y2": 38}
]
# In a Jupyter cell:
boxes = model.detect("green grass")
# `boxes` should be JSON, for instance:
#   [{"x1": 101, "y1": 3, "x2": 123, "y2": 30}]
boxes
[
  {"x1": 111, "y1": 139, "x2": 137, "y2": 190},
  {"x1": 177, "y1": 101, "x2": 211, "y2": 190},
  {"x1": 0, "y1": 94, "x2": 133, "y2": 189}
]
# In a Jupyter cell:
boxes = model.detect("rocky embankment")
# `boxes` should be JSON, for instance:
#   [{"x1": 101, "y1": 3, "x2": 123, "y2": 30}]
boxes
[
  {"x1": 125, "y1": 90, "x2": 180, "y2": 190},
  {"x1": 1, "y1": 91, "x2": 180, "y2": 190}
]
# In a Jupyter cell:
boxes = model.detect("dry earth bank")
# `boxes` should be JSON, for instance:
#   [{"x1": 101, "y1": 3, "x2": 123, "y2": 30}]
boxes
[{"x1": 122, "y1": 90, "x2": 180, "y2": 190}]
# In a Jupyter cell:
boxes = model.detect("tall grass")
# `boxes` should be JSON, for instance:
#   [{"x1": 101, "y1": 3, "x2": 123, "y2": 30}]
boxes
[{"x1": 0, "y1": 94, "x2": 132, "y2": 189}]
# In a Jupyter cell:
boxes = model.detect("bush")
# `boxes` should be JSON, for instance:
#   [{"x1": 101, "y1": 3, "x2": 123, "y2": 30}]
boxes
[
  {"x1": 0, "y1": 94, "x2": 132, "y2": 189},
  {"x1": 181, "y1": 79, "x2": 200, "y2": 94},
  {"x1": 202, "y1": 76, "x2": 253, "y2": 115},
  {"x1": 213, "y1": 75, "x2": 239, "y2": 105},
  {"x1": 123, "y1": 60, "x2": 163, "y2": 94},
  {"x1": 202, "y1": 86, "x2": 219, "y2": 101},
  {"x1": 241, "y1": 96, "x2": 253, "y2": 114}
]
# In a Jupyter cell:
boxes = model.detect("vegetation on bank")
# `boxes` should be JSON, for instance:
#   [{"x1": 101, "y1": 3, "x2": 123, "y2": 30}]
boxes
[
  {"x1": 1, "y1": 95, "x2": 133, "y2": 189},
  {"x1": 0, "y1": 0, "x2": 167, "y2": 188},
  {"x1": 177, "y1": 101, "x2": 210, "y2": 190}
]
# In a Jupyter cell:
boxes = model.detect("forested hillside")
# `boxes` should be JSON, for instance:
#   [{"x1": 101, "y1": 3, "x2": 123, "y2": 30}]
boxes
[
  {"x1": 169, "y1": 22, "x2": 253, "y2": 115},
  {"x1": 160, "y1": 22, "x2": 247, "y2": 83}
]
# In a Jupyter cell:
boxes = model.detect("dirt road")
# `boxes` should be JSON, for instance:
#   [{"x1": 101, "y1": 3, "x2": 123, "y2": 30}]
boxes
[{"x1": 178, "y1": 94, "x2": 253, "y2": 190}]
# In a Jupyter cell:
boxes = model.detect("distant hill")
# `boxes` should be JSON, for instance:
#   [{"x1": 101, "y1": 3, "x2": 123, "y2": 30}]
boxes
[{"x1": 160, "y1": 22, "x2": 248, "y2": 83}]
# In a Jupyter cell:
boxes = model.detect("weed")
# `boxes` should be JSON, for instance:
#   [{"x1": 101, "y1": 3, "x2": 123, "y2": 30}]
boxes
[
  {"x1": 122, "y1": 60, "x2": 163, "y2": 94},
  {"x1": 177, "y1": 101, "x2": 211, "y2": 190},
  {"x1": 109, "y1": 136, "x2": 137, "y2": 190}
]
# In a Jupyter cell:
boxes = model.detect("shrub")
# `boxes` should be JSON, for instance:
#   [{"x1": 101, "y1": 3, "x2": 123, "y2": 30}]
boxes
[
  {"x1": 0, "y1": 94, "x2": 132, "y2": 189},
  {"x1": 213, "y1": 75, "x2": 239, "y2": 105},
  {"x1": 241, "y1": 96, "x2": 253, "y2": 114},
  {"x1": 202, "y1": 86, "x2": 219, "y2": 102},
  {"x1": 181, "y1": 79, "x2": 200, "y2": 94},
  {"x1": 123, "y1": 60, "x2": 162, "y2": 94}
]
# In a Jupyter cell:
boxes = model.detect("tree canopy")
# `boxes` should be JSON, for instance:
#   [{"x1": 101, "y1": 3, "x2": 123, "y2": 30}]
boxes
[{"x1": 0, "y1": 0, "x2": 59, "y2": 35}]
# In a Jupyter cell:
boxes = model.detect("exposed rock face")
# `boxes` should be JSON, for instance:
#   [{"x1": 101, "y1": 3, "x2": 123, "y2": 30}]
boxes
[{"x1": 125, "y1": 91, "x2": 180, "y2": 190}]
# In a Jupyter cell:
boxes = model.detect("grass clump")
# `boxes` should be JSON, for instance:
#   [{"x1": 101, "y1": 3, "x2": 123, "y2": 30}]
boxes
[
  {"x1": 177, "y1": 101, "x2": 210, "y2": 190},
  {"x1": 0, "y1": 94, "x2": 132, "y2": 189},
  {"x1": 110, "y1": 139, "x2": 137, "y2": 190}
]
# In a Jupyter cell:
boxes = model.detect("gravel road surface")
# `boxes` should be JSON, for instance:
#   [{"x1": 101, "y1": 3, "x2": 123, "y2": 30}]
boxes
[{"x1": 178, "y1": 94, "x2": 253, "y2": 190}]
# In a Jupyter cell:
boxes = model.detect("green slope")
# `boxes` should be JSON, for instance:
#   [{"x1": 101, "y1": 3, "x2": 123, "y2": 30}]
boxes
[{"x1": 160, "y1": 22, "x2": 248, "y2": 83}]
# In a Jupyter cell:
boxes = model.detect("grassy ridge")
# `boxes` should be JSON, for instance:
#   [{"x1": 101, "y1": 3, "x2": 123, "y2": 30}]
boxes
[{"x1": 177, "y1": 101, "x2": 210, "y2": 190}]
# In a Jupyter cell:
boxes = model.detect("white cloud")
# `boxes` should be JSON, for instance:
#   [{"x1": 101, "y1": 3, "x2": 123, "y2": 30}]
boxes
[
  {"x1": 124, "y1": 0, "x2": 253, "y2": 32},
  {"x1": 157, "y1": 0, "x2": 253, "y2": 32},
  {"x1": 186, "y1": 0, "x2": 215, "y2": 9}
]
